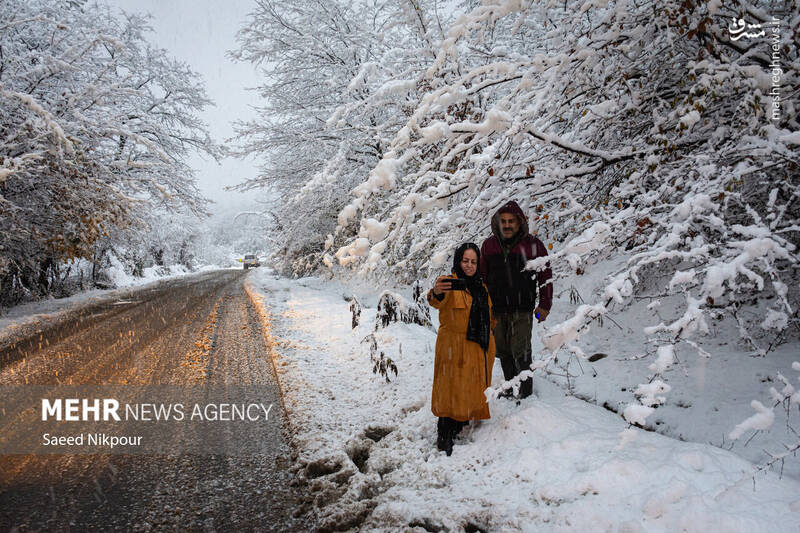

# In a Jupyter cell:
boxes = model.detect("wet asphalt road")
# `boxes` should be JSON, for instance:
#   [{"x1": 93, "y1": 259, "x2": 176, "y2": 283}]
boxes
[{"x1": 0, "y1": 269, "x2": 310, "y2": 531}]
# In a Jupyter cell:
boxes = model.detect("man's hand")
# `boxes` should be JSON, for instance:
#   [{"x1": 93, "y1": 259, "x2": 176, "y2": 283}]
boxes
[
  {"x1": 534, "y1": 307, "x2": 549, "y2": 322},
  {"x1": 433, "y1": 276, "x2": 454, "y2": 296}
]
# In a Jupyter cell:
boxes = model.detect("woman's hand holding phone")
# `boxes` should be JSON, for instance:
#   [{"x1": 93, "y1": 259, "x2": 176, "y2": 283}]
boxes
[
  {"x1": 433, "y1": 276, "x2": 456, "y2": 295},
  {"x1": 447, "y1": 278, "x2": 467, "y2": 290}
]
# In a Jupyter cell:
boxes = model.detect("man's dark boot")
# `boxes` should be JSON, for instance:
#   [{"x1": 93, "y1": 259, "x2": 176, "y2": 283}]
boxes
[
  {"x1": 499, "y1": 388, "x2": 515, "y2": 400},
  {"x1": 499, "y1": 356, "x2": 517, "y2": 382},
  {"x1": 519, "y1": 376, "x2": 533, "y2": 399},
  {"x1": 518, "y1": 350, "x2": 534, "y2": 399}
]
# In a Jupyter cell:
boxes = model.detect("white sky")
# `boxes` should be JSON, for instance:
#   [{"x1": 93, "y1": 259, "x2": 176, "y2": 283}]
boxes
[{"x1": 102, "y1": 0, "x2": 265, "y2": 214}]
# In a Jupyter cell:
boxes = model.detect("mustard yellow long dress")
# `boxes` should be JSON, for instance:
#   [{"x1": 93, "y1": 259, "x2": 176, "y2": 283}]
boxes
[{"x1": 427, "y1": 283, "x2": 496, "y2": 421}]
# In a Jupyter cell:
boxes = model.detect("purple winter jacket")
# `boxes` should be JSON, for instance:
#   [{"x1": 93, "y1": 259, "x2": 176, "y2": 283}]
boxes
[{"x1": 479, "y1": 201, "x2": 553, "y2": 313}]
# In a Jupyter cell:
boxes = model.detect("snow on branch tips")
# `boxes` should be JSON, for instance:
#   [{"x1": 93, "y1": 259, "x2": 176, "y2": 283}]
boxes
[
  {"x1": 5, "y1": 90, "x2": 74, "y2": 154},
  {"x1": 729, "y1": 401, "x2": 775, "y2": 441},
  {"x1": 542, "y1": 304, "x2": 606, "y2": 354}
]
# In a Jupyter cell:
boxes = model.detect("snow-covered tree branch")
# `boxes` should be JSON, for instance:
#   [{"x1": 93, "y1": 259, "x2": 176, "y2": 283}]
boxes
[{"x1": 0, "y1": 0, "x2": 221, "y2": 304}]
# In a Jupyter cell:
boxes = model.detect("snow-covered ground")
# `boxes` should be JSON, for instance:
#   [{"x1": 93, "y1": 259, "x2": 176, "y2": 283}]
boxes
[
  {"x1": 533, "y1": 257, "x2": 800, "y2": 481},
  {"x1": 247, "y1": 268, "x2": 800, "y2": 532}
]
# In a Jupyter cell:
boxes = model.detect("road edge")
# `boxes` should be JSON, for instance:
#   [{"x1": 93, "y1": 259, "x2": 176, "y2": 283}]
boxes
[{"x1": 242, "y1": 277, "x2": 295, "y2": 438}]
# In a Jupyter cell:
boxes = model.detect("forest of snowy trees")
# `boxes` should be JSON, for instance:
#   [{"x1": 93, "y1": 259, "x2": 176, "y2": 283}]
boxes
[
  {"x1": 0, "y1": 0, "x2": 797, "y2": 483},
  {"x1": 234, "y1": 0, "x2": 798, "y2": 288},
  {"x1": 232, "y1": 0, "x2": 798, "y2": 443},
  {"x1": 0, "y1": 0, "x2": 222, "y2": 304}
]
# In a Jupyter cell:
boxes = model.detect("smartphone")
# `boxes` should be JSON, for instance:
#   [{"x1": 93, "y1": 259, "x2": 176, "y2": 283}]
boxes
[{"x1": 446, "y1": 278, "x2": 466, "y2": 291}]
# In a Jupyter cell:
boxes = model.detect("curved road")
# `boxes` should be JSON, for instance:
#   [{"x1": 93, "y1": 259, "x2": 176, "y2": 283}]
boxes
[{"x1": 0, "y1": 269, "x2": 310, "y2": 531}]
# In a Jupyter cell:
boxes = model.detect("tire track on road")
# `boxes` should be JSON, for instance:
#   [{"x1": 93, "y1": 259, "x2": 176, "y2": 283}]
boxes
[{"x1": 0, "y1": 270, "x2": 310, "y2": 531}]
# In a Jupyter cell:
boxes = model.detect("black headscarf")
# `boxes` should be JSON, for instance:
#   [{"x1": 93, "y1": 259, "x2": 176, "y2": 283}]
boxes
[{"x1": 452, "y1": 243, "x2": 491, "y2": 352}]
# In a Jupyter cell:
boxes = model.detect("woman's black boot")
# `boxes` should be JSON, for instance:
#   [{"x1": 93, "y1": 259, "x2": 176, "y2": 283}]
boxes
[
  {"x1": 436, "y1": 433, "x2": 448, "y2": 453},
  {"x1": 438, "y1": 430, "x2": 453, "y2": 456},
  {"x1": 443, "y1": 435, "x2": 453, "y2": 456},
  {"x1": 437, "y1": 418, "x2": 454, "y2": 456}
]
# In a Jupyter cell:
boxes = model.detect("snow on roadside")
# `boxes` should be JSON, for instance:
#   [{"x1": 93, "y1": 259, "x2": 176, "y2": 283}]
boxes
[
  {"x1": 248, "y1": 268, "x2": 800, "y2": 532},
  {"x1": 0, "y1": 264, "x2": 232, "y2": 342}
]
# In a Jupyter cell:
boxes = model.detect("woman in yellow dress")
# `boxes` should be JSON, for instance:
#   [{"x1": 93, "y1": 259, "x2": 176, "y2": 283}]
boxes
[{"x1": 427, "y1": 243, "x2": 496, "y2": 455}]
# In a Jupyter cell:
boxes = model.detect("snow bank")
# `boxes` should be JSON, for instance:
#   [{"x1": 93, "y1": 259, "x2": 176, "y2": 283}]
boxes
[{"x1": 248, "y1": 270, "x2": 800, "y2": 531}]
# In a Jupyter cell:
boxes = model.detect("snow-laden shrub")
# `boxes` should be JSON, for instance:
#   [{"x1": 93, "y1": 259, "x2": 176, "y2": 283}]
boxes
[
  {"x1": 375, "y1": 290, "x2": 432, "y2": 330},
  {"x1": 346, "y1": 295, "x2": 363, "y2": 330},
  {"x1": 362, "y1": 333, "x2": 398, "y2": 383}
]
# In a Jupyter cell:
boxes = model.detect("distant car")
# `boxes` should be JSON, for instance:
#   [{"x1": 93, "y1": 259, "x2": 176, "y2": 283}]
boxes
[{"x1": 243, "y1": 254, "x2": 260, "y2": 269}]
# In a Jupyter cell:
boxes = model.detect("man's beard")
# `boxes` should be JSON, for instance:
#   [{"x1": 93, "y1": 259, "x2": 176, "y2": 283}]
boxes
[{"x1": 501, "y1": 230, "x2": 519, "y2": 244}]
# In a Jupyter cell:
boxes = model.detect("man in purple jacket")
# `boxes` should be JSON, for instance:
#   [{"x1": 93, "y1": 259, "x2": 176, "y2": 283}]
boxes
[{"x1": 480, "y1": 201, "x2": 553, "y2": 399}]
